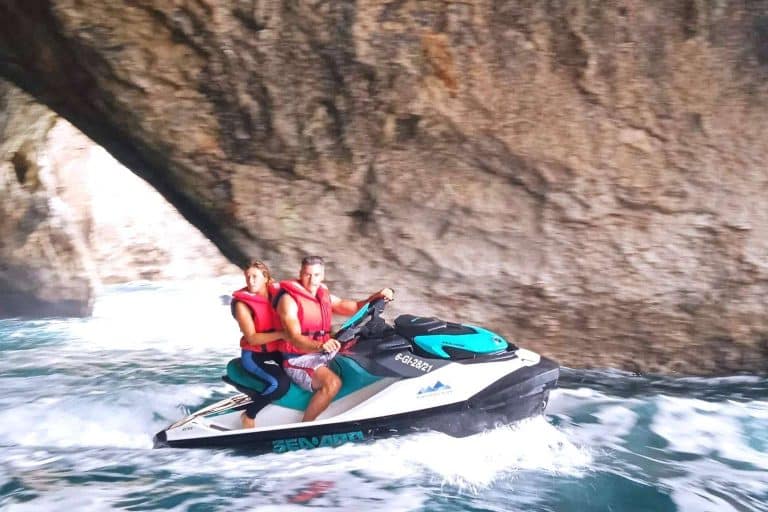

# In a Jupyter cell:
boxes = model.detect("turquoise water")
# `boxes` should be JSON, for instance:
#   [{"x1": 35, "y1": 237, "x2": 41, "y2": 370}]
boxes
[{"x1": 0, "y1": 279, "x2": 766, "y2": 511}]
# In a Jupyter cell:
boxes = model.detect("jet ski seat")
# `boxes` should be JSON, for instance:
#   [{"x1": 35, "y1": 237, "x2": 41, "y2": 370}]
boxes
[
  {"x1": 394, "y1": 314, "x2": 512, "y2": 359},
  {"x1": 223, "y1": 357, "x2": 381, "y2": 411},
  {"x1": 393, "y1": 314, "x2": 476, "y2": 339}
]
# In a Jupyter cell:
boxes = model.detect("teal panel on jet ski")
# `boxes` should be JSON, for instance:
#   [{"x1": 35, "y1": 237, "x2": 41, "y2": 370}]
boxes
[
  {"x1": 226, "y1": 357, "x2": 381, "y2": 411},
  {"x1": 338, "y1": 302, "x2": 370, "y2": 330},
  {"x1": 414, "y1": 325, "x2": 508, "y2": 358}
]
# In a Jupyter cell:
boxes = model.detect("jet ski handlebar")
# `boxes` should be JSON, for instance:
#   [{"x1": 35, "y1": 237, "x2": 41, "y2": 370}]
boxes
[{"x1": 334, "y1": 298, "x2": 388, "y2": 343}]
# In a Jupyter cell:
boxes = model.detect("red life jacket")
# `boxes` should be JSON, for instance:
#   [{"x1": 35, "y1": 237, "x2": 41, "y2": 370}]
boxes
[
  {"x1": 275, "y1": 280, "x2": 332, "y2": 354},
  {"x1": 231, "y1": 283, "x2": 282, "y2": 352}
]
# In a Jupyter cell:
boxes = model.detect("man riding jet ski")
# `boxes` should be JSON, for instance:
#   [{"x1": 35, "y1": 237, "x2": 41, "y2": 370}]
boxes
[{"x1": 153, "y1": 299, "x2": 559, "y2": 452}]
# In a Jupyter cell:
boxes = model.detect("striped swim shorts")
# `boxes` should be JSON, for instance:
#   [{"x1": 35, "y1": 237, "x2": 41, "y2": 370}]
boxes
[{"x1": 282, "y1": 350, "x2": 338, "y2": 391}]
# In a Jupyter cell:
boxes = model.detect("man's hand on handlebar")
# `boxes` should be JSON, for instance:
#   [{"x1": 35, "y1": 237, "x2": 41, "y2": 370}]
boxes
[
  {"x1": 321, "y1": 338, "x2": 341, "y2": 354},
  {"x1": 378, "y1": 288, "x2": 395, "y2": 302}
]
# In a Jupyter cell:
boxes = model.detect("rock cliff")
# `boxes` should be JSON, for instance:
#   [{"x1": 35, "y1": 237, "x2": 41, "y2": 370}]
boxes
[
  {"x1": 0, "y1": 81, "x2": 96, "y2": 317},
  {"x1": 1, "y1": 1, "x2": 768, "y2": 374},
  {"x1": 43, "y1": 116, "x2": 238, "y2": 284},
  {"x1": 1, "y1": 82, "x2": 237, "y2": 317}
]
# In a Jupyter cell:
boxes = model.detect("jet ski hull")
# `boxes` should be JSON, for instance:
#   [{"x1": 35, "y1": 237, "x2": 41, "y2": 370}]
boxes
[{"x1": 153, "y1": 356, "x2": 558, "y2": 452}]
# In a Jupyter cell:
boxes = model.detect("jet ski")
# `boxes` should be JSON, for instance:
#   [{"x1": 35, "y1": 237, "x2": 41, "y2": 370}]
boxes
[{"x1": 153, "y1": 299, "x2": 559, "y2": 452}]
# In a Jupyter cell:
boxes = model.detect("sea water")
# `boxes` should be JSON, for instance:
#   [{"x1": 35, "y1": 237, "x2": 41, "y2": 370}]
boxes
[{"x1": 0, "y1": 279, "x2": 766, "y2": 511}]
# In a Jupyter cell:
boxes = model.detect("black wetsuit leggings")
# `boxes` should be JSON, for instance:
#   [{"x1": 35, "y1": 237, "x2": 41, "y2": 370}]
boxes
[{"x1": 241, "y1": 350, "x2": 291, "y2": 419}]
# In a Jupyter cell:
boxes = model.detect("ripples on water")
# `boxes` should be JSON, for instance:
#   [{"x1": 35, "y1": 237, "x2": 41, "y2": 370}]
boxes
[{"x1": 0, "y1": 279, "x2": 766, "y2": 511}]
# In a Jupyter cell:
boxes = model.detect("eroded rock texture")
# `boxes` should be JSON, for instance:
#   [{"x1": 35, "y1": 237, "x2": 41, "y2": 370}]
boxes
[
  {"x1": 0, "y1": 82, "x2": 238, "y2": 316},
  {"x1": 44, "y1": 118, "x2": 239, "y2": 284},
  {"x1": 2, "y1": 1, "x2": 768, "y2": 374},
  {"x1": 0, "y1": 82, "x2": 97, "y2": 317}
]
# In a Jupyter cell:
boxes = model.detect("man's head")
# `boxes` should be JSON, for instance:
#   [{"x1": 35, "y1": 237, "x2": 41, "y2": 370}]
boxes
[{"x1": 299, "y1": 255, "x2": 325, "y2": 294}]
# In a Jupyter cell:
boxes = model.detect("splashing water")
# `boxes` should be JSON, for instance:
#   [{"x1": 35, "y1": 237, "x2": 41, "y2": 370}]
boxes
[{"x1": 0, "y1": 279, "x2": 766, "y2": 511}]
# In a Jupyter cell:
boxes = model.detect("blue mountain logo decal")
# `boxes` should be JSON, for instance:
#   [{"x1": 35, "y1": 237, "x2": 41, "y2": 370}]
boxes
[{"x1": 418, "y1": 381, "x2": 452, "y2": 395}]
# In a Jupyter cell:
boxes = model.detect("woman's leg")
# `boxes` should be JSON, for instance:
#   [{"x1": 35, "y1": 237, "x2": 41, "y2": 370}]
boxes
[
  {"x1": 241, "y1": 350, "x2": 281, "y2": 396},
  {"x1": 240, "y1": 351, "x2": 291, "y2": 427}
]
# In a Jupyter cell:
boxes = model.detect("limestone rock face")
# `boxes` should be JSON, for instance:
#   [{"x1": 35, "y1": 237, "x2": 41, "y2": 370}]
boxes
[
  {"x1": 0, "y1": 82, "x2": 238, "y2": 317},
  {"x1": 0, "y1": 82, "x2": 97, "y2": 317},
  {"x1": 2, "y1": 1, "x2": 768, "y2": 374},
  {"x1": 45, "y1": 119, "x2": 239, "y2": 284}
]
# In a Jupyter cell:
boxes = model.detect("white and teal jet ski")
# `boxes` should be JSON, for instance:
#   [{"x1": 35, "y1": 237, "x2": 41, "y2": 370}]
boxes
[{"x1": 153, "y1": 299, "x2": 559, "y2": 452}]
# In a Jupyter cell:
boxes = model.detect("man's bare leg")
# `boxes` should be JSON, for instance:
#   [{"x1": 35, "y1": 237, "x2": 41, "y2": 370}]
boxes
[{"x1": 303, "y1": 367, "x2": 341, "y2": 421}]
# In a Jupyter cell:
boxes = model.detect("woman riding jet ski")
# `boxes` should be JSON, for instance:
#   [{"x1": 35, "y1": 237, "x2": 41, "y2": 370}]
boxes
[{"x1": 153, "y1": 299, "x2": 559, "y2": 452}]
